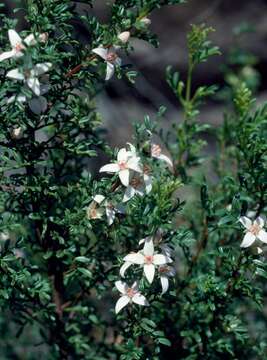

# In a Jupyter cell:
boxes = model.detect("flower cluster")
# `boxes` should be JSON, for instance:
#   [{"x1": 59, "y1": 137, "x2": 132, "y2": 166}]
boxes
[
  {"x1": 1, "y1": 29, "x2": 51, "y2": 102},
  {"x1": 87, "y1": 142, "x2": 173, "y2": 225},
  {"x1": 115, "y1": 231, "x2": 175, "y2": 313}
]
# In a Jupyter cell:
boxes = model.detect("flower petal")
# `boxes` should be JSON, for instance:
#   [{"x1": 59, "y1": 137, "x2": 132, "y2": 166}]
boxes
[
  {"x1": 239, "y1": 216, "x2": 252, "y2": 229},
  {"x1": 33, "y1": 62, "x2": 52, "y2": 76},
  {"x1": 27, "y1": 77, "x2": 41, "y2": 96},
  {"x1": 119, "y1": 169, "x2": 130, "y2": 186},
  {"x1": 92, "y1": 47, "x2": 108, "y2": 60},
  {"x1": 115, "y1": 295, "x2": 130, "y2": 314},
  {"x1": 24, "y1": 33, "x2": 36, "y2": 46},
  {"x1": 0, "y1": 50, "x2": 16, "y2": 62},
  {"x1": 93, "y1": 194, "x2": 105, "y2": 204},
  {"x1": 120, "y1": 262, "x2": 133, "y2": 277},
  {"x1": 153, "y1": 254, "x2": 169, "y2": 265},
  {"x1": 255, "y1": 216, "x2": 265, "y2": 228},
  {"x1": 115, "y1": 280, "x2": 128, "y2": 294},
  {"x1": 105, "y1": 62, "x2": 115, "y2": 81},
  {"x1": 132, "y1": 293, "x2": 149, "y2": 306},
  {"x1": 117, "y1": 148, "x2": 128, "y2": 162},
  {"x1": 8, "y1": 29, "x2": 22, "y2": 48},
  {"x1": 99, "y1": 163, "x2": 120, "y2": 173},
  {"x1": 6, "y1": 69, "x2": 24, "y2": 81},
  {"x1": 240, "y1": 232, "x2": 256, "y2": 248},
  {"x1": 160, "y1": 276, "x2": 169, "y2": 294},
  {"x1": 127, "y1": 157, "x2": 142, "y2": 173},
  {"x1": 144, "y1": 263, "x2": 155, "y2": 283},
  {"x1": 143, "y1": 238, "x2": 154, "y2": 256},
  {"x1": 157, "y1": 153, "x2": 173, "y2": 168},
  {"x1": 258, "y1": 230, "x2": 267, "y2": 244},
  {"x1": 144, "y1": 174, "x2": 153, "y2": 194},
  {"x1": 123, "y1": 253, "x2": 144, "y2": 265},
  {"x1": 106, "y1": 207, "x2": 115, "y2": 226},
  {"x1": 123, "y1": 186, "x2": 136, "y2": 202}
]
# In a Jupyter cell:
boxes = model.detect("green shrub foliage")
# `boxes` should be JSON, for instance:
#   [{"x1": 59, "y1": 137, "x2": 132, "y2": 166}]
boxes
[{"x1": 0, "y1": 1, "x2": 266, "y2": 359}]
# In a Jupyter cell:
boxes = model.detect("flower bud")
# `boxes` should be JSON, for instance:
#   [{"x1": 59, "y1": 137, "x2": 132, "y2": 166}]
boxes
[
  {"x1": 11, "y1": 127, "x2": 23, "y2": 139},
  {"x1": 117, "y1": 31, "x2": 130, "y2": 44},
  {"x1": 140, "y1": 17, "x2": 151, "y2": 26}
]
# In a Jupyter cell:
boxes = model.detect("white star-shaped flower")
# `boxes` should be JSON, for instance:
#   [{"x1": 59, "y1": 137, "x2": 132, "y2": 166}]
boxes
[
  {"x1": 92, "y1": 46, "x2": 122, "y2": 81},
  {"x1": 151, "y1": 143, "x2": 173, "y2": 168},
  {"x1": 6, "y1": 62, "x2": 52, "y2": 96},
  {"x1": 0, "y1": 29, "x2": 47, "y2": 62},
  {"x1": 239, "y1": 216, "x2": 267, "y2": 248},
  {"x1": 158, "y1": 265, "x2": 176, "y2": 294},
  {"x1": 115, "y1": 280, "x2": 149, "y2": 314},
  {"x1": 87, "y1": 195, "x2": 125, "y2": 226},
  {"x1": 87, "y1": 195, "x2": 105, "y2": 220},
  {"x1": 124, "y1": 237, "x2": 172, "y2": 284},
  {"x1": 99, "y1": 147, "x2": 142, "y2": 186}
]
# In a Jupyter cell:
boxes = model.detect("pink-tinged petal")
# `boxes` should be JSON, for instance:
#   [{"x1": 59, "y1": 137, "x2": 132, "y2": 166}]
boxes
[
  {"x1": 258, "y1": 230, "x2": 267, "y2": 244},
  {"x1": 92, "y1": 47, "x2": 108, "y2": 60},
  {"x1": 105, "y1": 62, "x2": 115, "y2": 81},
  {"x1": 127, "y1": 157, "x2": 142, "y2": 173},
  {"x1": 93, "y1": 194, "x2": 105, "y2": 204},
  {"x1": 6, "y1": 69, "x2": 24, "y2": 81},
  {"x1": 144, "y1": 174, "x2": 153, "y2": 194},
  {"x1": 123, "y1": 253, "x2": 144, "y2": 265},
  {"x1": 115, "y1": 280, "x2": 128, "y2": 294},
  {"x1": 8, "y1": 29, "x2": 22, "y2": 48},
  {"x1": 160, "y1": 276, "x2": 169, "y2": 294},
  {"x1": 33, "y1": 62, "x2": 52, "y2": 76},
  {"x1": 117, "y1": 148, "x2": 128, "y2": 162},
  {"x1": 120, "y1": 262, "x2": 133, "y2": 277},
  {"x1": 132, "y1": 293, "x2": 149, "y2": 306},
  {"x1": 123, "y1": 186, "x2": 136, "y2": 202},
  {"x1": 153, "y1": 254, "x2": 169, "y2": 265},
  {"x1": 27, "y1": 77, "x2": 41, "y2": 96},
  {"x1": 24, "y1": 33, "x2": 36, "y2": 46},
  {"x1": 99, "y1": 163, "x2": 120, "y2": 173},
  {"x1": 240, "y1": 232, "x2": 256, "y2": 248},
  {"x1": 119, "y1": 169, "x2": 130, "y2": 186},
  {"x1": 144, "y1": 263, "x2": 155, "y2": 283},
  {"x1": 115, "y1": 295, "x2": 130, "y2": 314},
  {"x1": 255, "y1": 216, "x2": 265, "y2": 228},
  {"x1": 143, "y1": 238, "x2": 154, "y2": 256},
  {"x1": 157, "y1": 153, "x2": 173, "y2": 168},
  {"x1": 106, "y1": 207, "x2": 115, "y2": 226},
  {"x1": 0, "y1": 50, "x2": 16, "y2": 62},
  {"x1": 239, "y1": 216, "x2": 252, "y2": 229}
]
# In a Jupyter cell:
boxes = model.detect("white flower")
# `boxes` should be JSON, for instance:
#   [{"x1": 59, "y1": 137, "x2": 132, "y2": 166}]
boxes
[
  {"x1": 6, "y1": 62, "x2": 52, "y2": 96},
  {"x1": 158, "y1": 265, "x2": 176, "y2": 294},
  {"x1": 99, "y1": 147, "x2": 142, "y2": 186},
  {"x1": 151, "y1": 143, "x2": 173, "y2": 168},
  {"x1": 115, "y1": 280, "x2": 149, "y2": 314},
  {"x1": 117, "y1": 31, "x2": 130, "y2": 44},
  {"x1": 124, "y1": 237, "x2": 172, "y2": 284},
  {"x1": 123, "y1": 171, "x2": 152, "y2": 202},
  {"x1": 239, "y1": 216, "x2": 267, "y2": 248},
  {"x1": 0, "y1": 29, "x2": 47, "y2": 62},
  {"x1": 92, "y1": 46, "x2": 122, "y2": 81}
]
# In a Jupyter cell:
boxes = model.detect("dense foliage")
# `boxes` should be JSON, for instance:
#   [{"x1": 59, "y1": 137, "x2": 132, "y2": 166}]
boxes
[{"x1": 0, "y1": 1, "x2": 266, "y2": 359}]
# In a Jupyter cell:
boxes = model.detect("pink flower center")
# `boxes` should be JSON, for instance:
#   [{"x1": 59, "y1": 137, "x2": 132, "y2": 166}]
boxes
[
  {"x1": 126, "y1": 288, "x2": 136, "y2": 298},
  {"x1": 14, "y1": 43, "x2": 24, "y2": 52},
  {"x1": 151, "y1": 144, "x2": 162, "y2": 157},
  {"x1": 144, "y1": 255, "x2": 154, "y2": 264},
  {"x1": 249, "y1": 224, "x2": 261, "y2": 236},
  {"x1": 106, "y1": 52, "x2": 118, "y2": 63},
  {"x1": 90, "y1": 208, "x2": 97, "y2": 218},
  {"x1": 118, "y1": 161, "x2": 128, "y2": 170}
]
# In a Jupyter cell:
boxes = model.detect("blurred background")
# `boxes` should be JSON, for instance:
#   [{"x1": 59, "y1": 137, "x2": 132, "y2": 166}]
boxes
[{"x1": 5, "y1": 0, "x2": 267, "y2": 147}]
